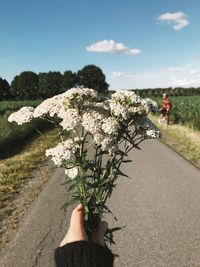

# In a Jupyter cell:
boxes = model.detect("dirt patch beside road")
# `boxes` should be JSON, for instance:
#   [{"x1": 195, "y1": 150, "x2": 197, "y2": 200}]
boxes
[{"x1": 0, "y1": 160, "x2": 55, "y2": 255}]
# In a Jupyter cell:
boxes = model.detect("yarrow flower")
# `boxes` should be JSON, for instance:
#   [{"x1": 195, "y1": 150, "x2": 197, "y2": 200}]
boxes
[
  {"x1": 45, "y1": 139, "x2": 79, "y2": 167},
  {"x1": 109, "y1": 90, "x2": 158, "y2": 120},
  {"x1": 65, "y1": 167, "x2": 78, "y2": 179},
  {"x1": 8, "y1": 106, "x2": 34, "y2": 125},
  {"x1": 60, "y1": 109, "x2": 81, "y2": 130},
  {"x1": 63, "y1": 88, "x2": 98, "y2": 109},
  {"x1": 8, "y1": 87, "x2": 161, "y2": 239}
]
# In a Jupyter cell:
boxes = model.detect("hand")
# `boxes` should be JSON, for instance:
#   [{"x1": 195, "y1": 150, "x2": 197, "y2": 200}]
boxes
[{"x1": 60, "y1": 203, "x2": 108, "y2": 247}]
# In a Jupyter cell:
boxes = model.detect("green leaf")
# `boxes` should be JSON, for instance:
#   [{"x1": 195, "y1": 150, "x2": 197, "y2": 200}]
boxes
[{"x1": 60, "y1": 197, "x2": 80, "y2": 209}]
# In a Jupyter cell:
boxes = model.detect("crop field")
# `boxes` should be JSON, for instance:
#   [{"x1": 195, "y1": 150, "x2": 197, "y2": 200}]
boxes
[
  {"x1": 0, "y1": 100, "x2": 41, "y2": 116},
  {"x1": 154, "y1": 96, "x2": 200, "y2": 130}
]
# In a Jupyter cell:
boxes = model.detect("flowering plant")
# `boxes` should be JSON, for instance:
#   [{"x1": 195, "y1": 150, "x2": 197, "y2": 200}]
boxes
[{"x1": 8, "y1": 88, "x2": 160, "y2": 242}]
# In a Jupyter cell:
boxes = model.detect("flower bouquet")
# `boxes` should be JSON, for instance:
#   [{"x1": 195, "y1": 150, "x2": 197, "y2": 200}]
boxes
[{"x1": 8, "y1": 88, "x2": 160, "y2": 243}]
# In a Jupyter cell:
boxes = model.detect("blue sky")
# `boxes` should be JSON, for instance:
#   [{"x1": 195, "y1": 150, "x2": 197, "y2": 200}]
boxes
[{"x1": 0, "y1": 0, "x2": 200, "y2": 89}]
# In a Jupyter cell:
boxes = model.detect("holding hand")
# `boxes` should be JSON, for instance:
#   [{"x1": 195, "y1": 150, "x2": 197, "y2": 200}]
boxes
[{"x1": 60, "y1": 203, "x2": 108, "y2": 247}]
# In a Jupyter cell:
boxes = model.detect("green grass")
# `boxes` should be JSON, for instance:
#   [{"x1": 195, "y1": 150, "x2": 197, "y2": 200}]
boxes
[
  {"x1": 150, "y1": 115, "x2": 200, "y2": 169},
  {"x1": 0, "y1": 116, "x2": 52, "y2": 158},
  {"x1": 0, "y1": 100, "x2": 51, "y2": 158},
  {"x1": 0, "y1": 129, "x2": 60, "y2": 214},
  {"x1": 0, "y1": 100, "x2": 41, "y2": 116}
]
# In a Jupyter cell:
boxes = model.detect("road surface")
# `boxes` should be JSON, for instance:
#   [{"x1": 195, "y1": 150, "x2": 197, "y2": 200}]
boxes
[{"x1": 0, "y1": 140, "x2": 200, "y2": 267}]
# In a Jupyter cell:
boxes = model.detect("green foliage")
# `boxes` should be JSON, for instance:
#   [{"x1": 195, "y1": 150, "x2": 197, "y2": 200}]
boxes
[
  {"x1": 134, "y1": 87, "x2": 200, "y2": 98},
  {"x1": 77, "y1": 65, "x2": 109, "y2": 92},
  {"x1": 10, "y1": 71, "x2": 39, "y2": 100},
  {"x1": 0, "y1": 100, "x2": 49, "y2": 158},
  {"x1": 38, "y1": 71, "x2": 63, "y2": 98},
  {"x1": 0, "y1": 78, "x2": 10, "y2": 100},
  {"x1": 63, "y1": 71, "x2": 78, "y2": 90},
  {"x1": 0, "y1": 100, "x2": 41, "y2": 115},
  {"x1": 0, "y1": 116, "x2": 51, "y2": 158}
]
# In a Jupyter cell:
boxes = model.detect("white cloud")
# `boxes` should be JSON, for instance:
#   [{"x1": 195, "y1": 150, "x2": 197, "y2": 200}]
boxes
[
  {"x1": 127, "y1": 48, "x2": 141, "y2": 55},
  {"x1": 171, "y1": 78, "x2": 200, "y2": 87},
  {"x1": 166, "y1": 67, "x2": 181, "y2": 73},
  {"x1": 107, "y1": 62, "x2": 200, "y2": 89},
  {"x1": 86, "y1": 40, "x2": 141, "y2": 56},
  {"x1": 112, "y1": 71, "x2": 123, "y2": 77},
  {"x1": 158, "y1": 11, "x2": 189, "y2": 30},
  {"x1": 189, "y1": 69, "x2": 200, "y2": 75}
]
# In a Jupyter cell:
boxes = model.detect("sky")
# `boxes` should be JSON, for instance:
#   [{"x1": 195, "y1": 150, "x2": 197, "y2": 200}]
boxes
[{"x1": 0, "y1": 0, "x2": 200, "y2": 89}]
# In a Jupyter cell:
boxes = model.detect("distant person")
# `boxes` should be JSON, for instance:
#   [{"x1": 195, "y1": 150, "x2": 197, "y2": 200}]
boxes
[
  {"x1": 160, "y1": 93, "x2": 172, "y2": 125},
  {"x1": 54, "y1": 203, "x2": 114, "y2": 267}
]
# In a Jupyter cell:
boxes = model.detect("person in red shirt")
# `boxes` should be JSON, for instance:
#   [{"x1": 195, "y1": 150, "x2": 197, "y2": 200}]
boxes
[{"x1": 160, "y1": 94, "x2": 172, "y2": 125}]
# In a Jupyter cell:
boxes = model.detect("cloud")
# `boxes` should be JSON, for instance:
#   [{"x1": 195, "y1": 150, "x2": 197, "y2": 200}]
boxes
[
  {"x1": 189, "y1": 69, "x2": 200, "y2": 75},
  {"x1": 171, "y1": 78, "x2": 200, "y2": 87},
  {"x1": 127, "y1": 48, "x2": 141, "y2": 55},
  {"x1": 166, "y1": 67, "x2": 181, "y2": 73},
  {"x1": 86, "y1": 40, "x2": 141, "y2": 56},
  {"x1": 112, "y1": 71, "x2": 123, "y2": 77},
  {"x1": 158, "y1": 12, "x2": 189, "y2": 30}
]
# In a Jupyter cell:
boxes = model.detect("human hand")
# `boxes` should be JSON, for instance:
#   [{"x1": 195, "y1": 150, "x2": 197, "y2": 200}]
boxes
[{"x1": 59, "y1": 203, "x2": 108, "y2": 247}]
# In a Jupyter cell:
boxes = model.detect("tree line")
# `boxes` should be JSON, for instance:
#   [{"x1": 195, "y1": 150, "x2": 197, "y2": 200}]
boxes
[
  {"x1": 134, "y1": 87, "x2": 200, "y2": 98},
  {"x1": 0, "y1": 65, "x2": 109, "y2": 100},
  {"x1": 1, "y1": 64, "x2": 200, "y2": 100}
]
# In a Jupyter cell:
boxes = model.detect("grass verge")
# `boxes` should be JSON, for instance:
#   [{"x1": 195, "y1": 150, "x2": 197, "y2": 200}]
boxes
[
  {"x1": 0, "y1": 129, "x2": 59, "y2": 220},
  {"x1": 150, "y1": 115, "x2": 200, "y2": 169}
]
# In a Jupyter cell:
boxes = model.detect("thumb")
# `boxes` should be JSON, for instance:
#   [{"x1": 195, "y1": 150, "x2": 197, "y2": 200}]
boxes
[{"x1": 70, "y1": 203, "x2": 84, "y2": 229}]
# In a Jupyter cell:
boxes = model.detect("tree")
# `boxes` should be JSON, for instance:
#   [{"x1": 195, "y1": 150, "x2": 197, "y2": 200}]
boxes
[
  {"x1": 38, "y1": 71, "x2": 63, "y2": 98},
  {"x1": 10, "y1": 71, "x2": 39, "y2": 99},
  {"x1": 63, "y1": 71, "x2": 78, "y2": 91},
  {"x1": 0, "y1": 78, "x2": 10, "y2": 100},
  {"x1": 77, "y1": 65, "x2": 109, "y2": 92}
]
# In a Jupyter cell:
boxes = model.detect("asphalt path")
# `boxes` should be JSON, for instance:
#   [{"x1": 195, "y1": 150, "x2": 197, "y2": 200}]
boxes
[{"x1": 0, "y1": 140, "x2": 200, "y2": 267}]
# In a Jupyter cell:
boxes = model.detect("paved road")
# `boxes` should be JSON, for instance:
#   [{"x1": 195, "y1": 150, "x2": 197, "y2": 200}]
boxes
[{"x1": 0, "y1": 140, "x2": 200, "y2": 267}]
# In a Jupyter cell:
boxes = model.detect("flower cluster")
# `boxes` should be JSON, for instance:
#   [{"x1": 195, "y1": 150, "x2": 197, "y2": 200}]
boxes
[
  {"x1": 8, "y1": 88, "x2": 160, "y2": 161},
  {"x1": 8, "y1": 106, "x2": 34, "y2": 125},
  {"x1": 45, "y1": 139, "x2": 79, "y2": 179},
  {"x1": 8, "y1": 87, "x2": 160, "y2": 239},
  {"x1": 45, "y1": 139, "x2": 79, "y2": 167},
  {"x1": 109, "y1": 90, "x2": 158, "y2": 120}
]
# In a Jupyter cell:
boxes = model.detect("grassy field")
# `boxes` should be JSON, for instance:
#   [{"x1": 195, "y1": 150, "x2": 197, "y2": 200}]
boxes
[
  {"x1": 0, "y1": 129, "x2": 60, "y2": 220},
  {"x1": 150, "y1": 115, "x2": 200, "y2": 169},
  {"x1": 0, "y1": 100, "x2": 41, "y2": 115},
  {"x1": 0, "y1": 100, "x2": 51, "y2": 158}
]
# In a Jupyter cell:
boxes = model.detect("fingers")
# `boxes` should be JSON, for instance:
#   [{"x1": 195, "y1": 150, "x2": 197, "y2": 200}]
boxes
[{"x1": 90, "y1": 221, "x2": 108, "y2": 247}]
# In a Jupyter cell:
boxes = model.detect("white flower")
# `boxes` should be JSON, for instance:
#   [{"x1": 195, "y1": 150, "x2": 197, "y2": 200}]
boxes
[
  {"x1": 102, "y1": 117, "x2": 119, "y2": 135},
  {"x1": 60, "y1": 109, "x2": 81, "y2": 130},
  {"x1": 101, "y1": 135, "x2": 118, "y2": 153},
  {"x1": 144, "y1": 98, "x2": 158, "y2": 113},
  {"x1": 109, "y1": 90, "x2": 159, "y2": 121},
  {"x1": 65, "y1": 167, "x2": 78, "y2": 179},
  {"x1": 146, "y1": 129, "x2": 160, "y2": 138},
  {"x1": 33, "y1": 93, "x2": 66, "y2": 118},
  {"x1": 45, "y1": 139, "x2": 79, "y2": 167},
  {"x1": 8, "y1": 106, "x2": 34, "y2": 125},
  {"x1": 63, "y1": 88, "x2": 98, "y2": 109},
  {"x1": 82, "y1": 110, "x2": 104, "y2": 135},
  {"x1": 109, "y1": 101, "x2": 129, "y2": 120},
  {"x1": 135, "y1": 117, "x2": 161, "y2": 138}
]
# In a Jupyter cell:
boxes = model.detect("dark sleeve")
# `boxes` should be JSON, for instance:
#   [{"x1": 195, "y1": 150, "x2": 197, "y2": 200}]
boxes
[{"x1": 54, "y1": 240, "x2": 114, "y2": 267}]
